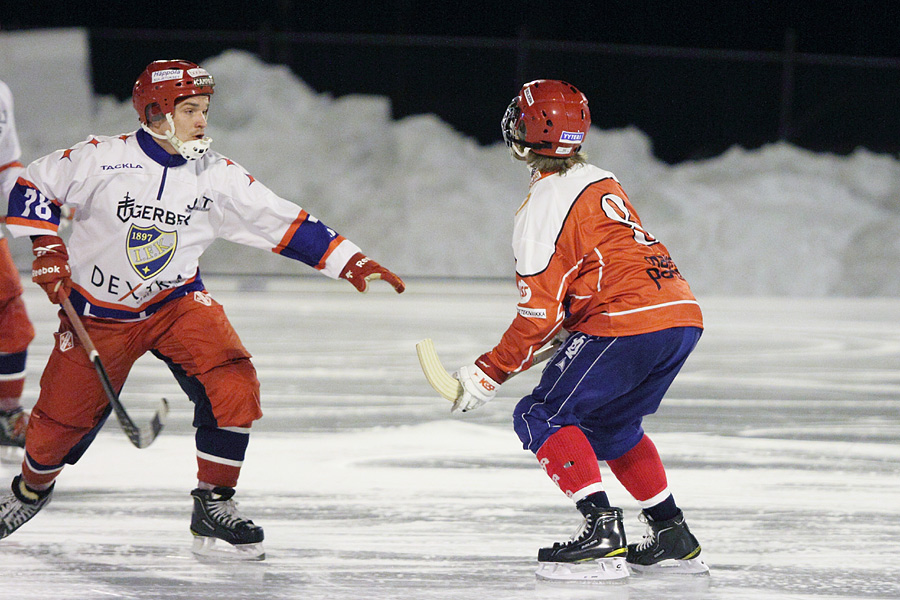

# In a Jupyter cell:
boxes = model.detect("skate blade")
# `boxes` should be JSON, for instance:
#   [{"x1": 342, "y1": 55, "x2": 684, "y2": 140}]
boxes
[
  {"x1": 628, "y1": 557, "x2": 710, "y2": 576},
  {"x1": 0, "y1": 446, "x2": 24, "y2": 465},
  {"x1": 535, "y1": 557, "x2": 629, "y2": 583},
  {"x1": 191, "y1": 535, "x2": 266, "y2": 561}
]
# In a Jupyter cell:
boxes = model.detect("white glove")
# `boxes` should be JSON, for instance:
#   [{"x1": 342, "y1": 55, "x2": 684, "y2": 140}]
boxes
[{"x1": 452, "y1": 364, "x2": 500, "y2": 413}]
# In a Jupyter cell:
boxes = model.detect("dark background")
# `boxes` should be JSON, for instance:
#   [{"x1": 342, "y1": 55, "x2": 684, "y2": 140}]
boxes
[{"x1": 2, "y1": 1, "x2": 899, "y2": 163}]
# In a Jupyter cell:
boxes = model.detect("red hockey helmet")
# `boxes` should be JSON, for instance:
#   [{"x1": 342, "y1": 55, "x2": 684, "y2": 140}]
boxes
[
  {"x1": 132, "y1": 60, "x2": 215, "y2": 124},
  {"x1": 501, "y1": 80, "x2": 590, "y2": 158}
]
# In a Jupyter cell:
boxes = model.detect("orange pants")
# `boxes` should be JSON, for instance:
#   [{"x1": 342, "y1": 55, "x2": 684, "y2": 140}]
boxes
[
  {"x1": 0, "y1": 237, "x2": 35, "y2": 353},
  {"x1": 23, "y1": 291, "x2": 262, "y2": 487},
  {"x1": 0, "y1": 238, "x2": 35, "y2": 400}
]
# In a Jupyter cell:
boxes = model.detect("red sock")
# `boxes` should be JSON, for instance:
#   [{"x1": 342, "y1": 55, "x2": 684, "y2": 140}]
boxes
[
  {"x1": 535, "y1": 426, "x2": 604, "y2": 502},
  {"x1": 606, "y1": 434, "x2": 670, "y2": 505},
  {"x1": 196, "y1": 456, "x2": 242, "y2": 488},
  {"x1": 21, "y1": 460, "x2": 63, "y2": 489},
  {"x1": 0, "y1": 378, "x2": 25, "y2": 407}
]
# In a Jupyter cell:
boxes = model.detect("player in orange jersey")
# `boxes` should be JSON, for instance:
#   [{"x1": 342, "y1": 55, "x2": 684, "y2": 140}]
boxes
[
  {"x1": 0, "y1": 79, "x2": 36, "y2": 460},
  {"x1": 453, "y1": 80, "x2": 708, "y2": 581}
]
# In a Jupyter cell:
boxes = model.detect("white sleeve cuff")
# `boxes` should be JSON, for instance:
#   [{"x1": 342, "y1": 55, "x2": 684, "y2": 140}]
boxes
[{"x1": 320, "y1": 239, "x2": 362, "y2": 279}]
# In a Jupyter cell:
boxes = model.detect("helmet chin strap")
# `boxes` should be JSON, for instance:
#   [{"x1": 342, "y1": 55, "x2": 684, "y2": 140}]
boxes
[
  {"x1": 141, "y1": 113, "x2": 212, "y2": 160},
  {"x1": 509, "y1": 143, "x2": 530, "y2": 161}
]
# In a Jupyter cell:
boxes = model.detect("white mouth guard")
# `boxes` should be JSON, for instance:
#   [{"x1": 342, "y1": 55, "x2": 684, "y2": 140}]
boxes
[{"x1": 142, "y1": 113, "x2": 212, "y2": 160}]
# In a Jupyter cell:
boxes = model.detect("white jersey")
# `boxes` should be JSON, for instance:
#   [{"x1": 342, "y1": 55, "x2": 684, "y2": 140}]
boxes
[
  {"x1": 6, "y1": 129, "x2": 360, "y2": 319},
  {"x1": 0, "y1": 80, "x2": 25, "y2": 240}
]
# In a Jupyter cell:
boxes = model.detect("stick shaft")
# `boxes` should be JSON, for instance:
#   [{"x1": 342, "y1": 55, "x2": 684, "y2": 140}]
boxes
[{"x1": 59, "y1": 296, "x2": 166, "y2": 448}]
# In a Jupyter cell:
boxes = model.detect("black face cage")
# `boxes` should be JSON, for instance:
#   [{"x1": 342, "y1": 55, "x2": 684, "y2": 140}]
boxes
[
  {"x1": 501, "y1": 98, "x2": 522, "y2": 148},
  {"x1": 501, "y1": 97, "x2": 552, "y2": 151}
]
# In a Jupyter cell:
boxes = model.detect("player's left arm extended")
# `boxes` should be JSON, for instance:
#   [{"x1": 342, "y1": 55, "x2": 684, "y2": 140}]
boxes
[{"x1": 216, "y1": 171, "x2": 404, "y2": 293}]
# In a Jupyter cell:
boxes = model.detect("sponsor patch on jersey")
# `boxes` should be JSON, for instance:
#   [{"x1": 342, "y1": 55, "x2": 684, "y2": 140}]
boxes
[
  {"x1": 517, "y1": 280, "x2": 532, "y2": 304},
  {"x1": 151, "y1": 69, "x2": 183, "y2": 83},
  {"x1": 101, "y1": 163, "x2": 143, "y2": 171},
  {"x1": 559, "y1": 131, "x2": 584, "y2": 143},
  {"x1": 516, "y1": 306, "x2": 547, "y2": 319},
  {"x1": 127, "y1": 224, "x2": 177, "y2": 280}
]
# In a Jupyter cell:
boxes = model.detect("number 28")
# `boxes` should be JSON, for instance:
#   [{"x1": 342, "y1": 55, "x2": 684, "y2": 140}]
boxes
[{"x1": 21, "y1": 188, "x2": 55, "y2": 220}]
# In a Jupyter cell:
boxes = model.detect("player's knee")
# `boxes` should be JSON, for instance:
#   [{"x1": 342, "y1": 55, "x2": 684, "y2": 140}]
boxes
[
  {"x1": 512, "y1": 398, "x2": 553, "y2": 453},
  {"x1": 582, "y1": 427, "x2": 645, "y2": 462},
  {"x1": 0, "y1": 297, "x2": 36, "y2": 353},
  {"x1": 202, "y1": 359, "x2": 262, "y2": 427}
]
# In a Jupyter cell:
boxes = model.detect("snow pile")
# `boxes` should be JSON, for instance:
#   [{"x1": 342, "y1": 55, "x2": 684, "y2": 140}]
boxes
[{"x1": 2, "y1": 30, "x2": 899, "y2": 296}]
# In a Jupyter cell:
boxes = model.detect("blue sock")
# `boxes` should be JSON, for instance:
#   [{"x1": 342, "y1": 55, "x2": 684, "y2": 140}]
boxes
[{"x1": 644, "y1": 494, "x2": 678, "y2": 522}]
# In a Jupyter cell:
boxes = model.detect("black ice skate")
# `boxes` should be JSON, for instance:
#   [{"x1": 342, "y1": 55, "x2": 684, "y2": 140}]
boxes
[
  {"x1": 0, "y1": 408, "x2": 28, "y2": 464},
  {"x1": 0, "y1": 408, "x2": 27, "y2": 447},
  {"x1": 0, "y1": 475, "x2": 54, "y2": 540},
  {"x1": 190, "y1": 487, "x2": 265, "y2": 561},
  {"x1": 535, "y1": 500, "x2": 629, "y2": 582},
  {"x1": 626, "y1": 509, "x2": 709, "y2": 575}
]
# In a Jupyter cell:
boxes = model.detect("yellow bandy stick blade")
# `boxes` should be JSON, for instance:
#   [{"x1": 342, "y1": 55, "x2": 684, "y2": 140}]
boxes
[{"x1": 415, "y1": 339, "x2": 462, "y2": 402}]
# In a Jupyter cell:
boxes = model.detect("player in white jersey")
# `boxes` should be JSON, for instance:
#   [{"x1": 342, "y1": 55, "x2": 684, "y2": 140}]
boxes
[
  {"x1": 0, "y1": 60, "x2": 405, "y2": 559},
  {"x1": 0, "y1": 79, "x2": 36, "y2": 458}
]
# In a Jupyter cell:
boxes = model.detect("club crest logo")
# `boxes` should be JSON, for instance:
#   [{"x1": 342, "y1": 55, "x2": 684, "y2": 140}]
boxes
[
  {"x1": 59, "y1": 331, "x2": 74, "y2": 352},
  {"x1": 193, "y1": 291, "x2": 212, "y2": 306},
  {"x1": 127, "y1": 224, "x2": 177, "y2": 280},
  {"x1": 518, "y1": 280, "x2": 533, "y2": 304}
]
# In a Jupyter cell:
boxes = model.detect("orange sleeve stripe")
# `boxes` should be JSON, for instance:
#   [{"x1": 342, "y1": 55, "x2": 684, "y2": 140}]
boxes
[
  {"x1": 3, "y1": 216, "x2": 57, "y2": 231},
  {"x1": 272, "y1": 210, "x2": 308, "y2": 254},
  {"x1": 14, "y1": 176, "x2": 37, "y2": 188},
  {"x1": 0, "y1": 161, "x2": 24, "y2": 174},
  {"x1": 314, "y1": 235, "x2": 346, "y2": 270},
  {"x1": 11, "y1": 177, "x2": 61, "y2": 204},
  {"x1": 9, "y1": 179, "x2": 63, "y2": 208}
]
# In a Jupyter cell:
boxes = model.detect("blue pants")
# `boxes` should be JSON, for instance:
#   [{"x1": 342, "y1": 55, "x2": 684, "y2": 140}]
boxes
[{"x1": 513, "y1": 327, "x2": 702, "y2": 461}]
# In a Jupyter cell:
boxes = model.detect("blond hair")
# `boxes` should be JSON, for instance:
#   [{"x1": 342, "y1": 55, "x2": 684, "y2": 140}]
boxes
[{"x1": 526, "y1": 150, "x2": 588, "y2": 175}]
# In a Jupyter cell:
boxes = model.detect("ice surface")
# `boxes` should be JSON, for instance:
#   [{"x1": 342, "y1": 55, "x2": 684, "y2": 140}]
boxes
[
  {"x1": 1, "y1": 278, "x2": 899, "y2": 599},
  {"x1": 1, "y1": 28, "x2": 899, "y2": 599},
  {"x1": 2, "y1": 30, "x2": 900, "y2": 295}
]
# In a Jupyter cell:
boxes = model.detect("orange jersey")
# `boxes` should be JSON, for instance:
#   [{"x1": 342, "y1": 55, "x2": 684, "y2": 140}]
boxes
[{"x1": 482, "y1": 163, "x2": 702, "y2": 382}]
